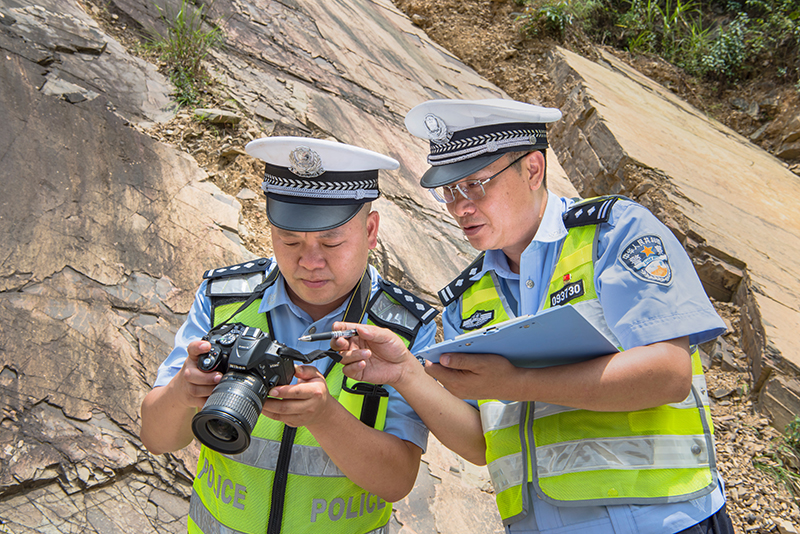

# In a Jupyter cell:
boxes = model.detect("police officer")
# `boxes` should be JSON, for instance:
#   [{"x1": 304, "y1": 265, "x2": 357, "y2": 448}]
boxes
[
  {"x1": 334, "y1": 99, "x2": 734, "y2": 534},
  {"x1": 140, "y1": 137, "x2": 438, "y2": 534}
]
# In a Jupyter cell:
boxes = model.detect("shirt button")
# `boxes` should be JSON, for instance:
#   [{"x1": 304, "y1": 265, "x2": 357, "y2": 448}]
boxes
[
  {"x1": 308, "y1": 326, "x2": 317, "y2": 334},
  {"x1": 525, "y1": 279, "x2": 534, "y2": 289}
]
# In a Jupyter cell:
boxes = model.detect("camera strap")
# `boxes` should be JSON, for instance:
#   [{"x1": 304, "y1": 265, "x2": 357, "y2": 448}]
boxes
[
  {"x1": 299, "y1": 268, "x2": 371, "y2": 369},
  {"x1": 337, "y1": 268, "x2": 392, "y2": 428},
  {"x1": 213, "y1": 266, "x2": 282, "y2": 329},
  {"x1": 342, "y1": 267, "x2": 372, "y2": 324}
]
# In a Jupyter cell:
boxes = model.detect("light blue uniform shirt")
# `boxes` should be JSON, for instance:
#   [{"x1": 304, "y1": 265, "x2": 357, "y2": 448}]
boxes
[
  {"x1": 155, "y1": 263, "x2": 432, "y2": 452},
  {"x1": 443, "y1": 193, "x2": 727, "y2": 534}
]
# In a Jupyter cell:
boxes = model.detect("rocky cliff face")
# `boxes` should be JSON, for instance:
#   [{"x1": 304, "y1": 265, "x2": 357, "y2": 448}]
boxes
[
  {"x1": 1, "y1": 0, "x2": 798, "y2": 532},
  {"x1": 0, "y1": 0, "x2": 511, "y2": 530}
]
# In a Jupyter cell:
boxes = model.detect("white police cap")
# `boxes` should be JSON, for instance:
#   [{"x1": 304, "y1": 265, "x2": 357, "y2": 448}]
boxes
[
  {"x1": 245, "y1": 137, "x2": 399, "y2": 232},
  {"x1": 404, "y1": 99, "x2": 562, "y2": 188}
]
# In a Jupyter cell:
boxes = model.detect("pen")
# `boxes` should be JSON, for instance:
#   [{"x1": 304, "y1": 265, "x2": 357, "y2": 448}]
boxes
[{"x1": 298, "y1": 329, "x2": 358, "y2": 342}]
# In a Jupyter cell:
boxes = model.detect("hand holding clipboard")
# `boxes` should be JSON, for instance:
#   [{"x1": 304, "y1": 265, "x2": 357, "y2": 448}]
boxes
[{"x1": 415, "y1": 305, "x2": 618, "y2": 368}]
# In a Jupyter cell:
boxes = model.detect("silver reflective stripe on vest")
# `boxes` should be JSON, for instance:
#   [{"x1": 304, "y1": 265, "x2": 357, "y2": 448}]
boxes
[
  {"x1": 536, "y1": 434, "x2": 710, "y2": 478},
  {"x1": 191, "y1": 488, "x2": 247, "y2": 534},
  {"x1": 481, "y1": 401, "x2": 579, "y2": 429},
  {"x1": 481, "y1": 400, "x2": 576, "y2": 429},
  {"x1": 533, "y1": 402, "x2": 577, "y2": 419},
  {"x1": 228, "y1": 436, "x2": 345, "y2": 477},
  {"x1": 668, "y1": 375, "x2": 710, "y2": 409},
  {"x1": 487, "y1": 452, "x2": 526, "y2": 494},
  {"x1": 208, "y1": 272, "x2": 265, "y2": 296},
  {"x1": 480, "y1": 401, "x2": 523, "y2": 432},
  {"x1": 190, "y1": 488, "x2": 389, "y2": 534}
]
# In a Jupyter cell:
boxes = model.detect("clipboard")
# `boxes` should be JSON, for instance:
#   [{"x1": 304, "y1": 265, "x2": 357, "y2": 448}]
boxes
[{"x1": 416, "y1": 305, "x2": 618, "y2": 368}]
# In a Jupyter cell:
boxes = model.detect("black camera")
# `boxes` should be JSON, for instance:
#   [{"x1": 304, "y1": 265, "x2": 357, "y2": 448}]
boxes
[{"x1": 191, "y1": 323, "x2": 338, "y2": 455}]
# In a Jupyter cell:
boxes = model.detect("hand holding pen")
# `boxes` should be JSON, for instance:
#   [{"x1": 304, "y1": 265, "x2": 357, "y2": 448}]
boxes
[{"x1": 298, "y1": 328, "x2": 358, "y2": 342}]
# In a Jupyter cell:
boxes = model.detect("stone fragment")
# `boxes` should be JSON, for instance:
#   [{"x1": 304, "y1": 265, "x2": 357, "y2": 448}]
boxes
[
  {"x1": 194, "y1": 108, "x2": 243, "y2": 125},
  {"x1": 778, "y1": 519, "x2": 800, "y2": 534},
  {"x1": 236, "y1": 188, "x2": 259, "y2": 200},
  {"x1": 711, "y1": 387, "x2": 735, "y2": 399}
]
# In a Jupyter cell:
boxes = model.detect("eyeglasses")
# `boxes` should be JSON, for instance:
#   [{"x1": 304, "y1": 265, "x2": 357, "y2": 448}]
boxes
[{"x1": 430, "y1": 153, "x2": 529, "y2": 204}]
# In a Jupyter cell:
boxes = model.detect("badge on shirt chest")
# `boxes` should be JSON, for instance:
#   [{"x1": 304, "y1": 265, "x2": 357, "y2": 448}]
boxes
[
  {"x1": 461, "y1": 310, "x2": 494, "y2": 331},
  {"x1": 620, "y1": 235, "x2": 673, "y2": 285},
  {"x1": 550, "y1": 279, "x2": 585, "y2": 307}
]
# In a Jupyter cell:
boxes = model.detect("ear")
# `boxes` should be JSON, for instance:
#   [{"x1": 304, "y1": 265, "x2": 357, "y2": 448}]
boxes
[
  {"x1": 366, "y1": 210, "x2": 380, "y2": 249},
  {"x1": 523, "y1": 151, "x2": 546, "y2": 191}
]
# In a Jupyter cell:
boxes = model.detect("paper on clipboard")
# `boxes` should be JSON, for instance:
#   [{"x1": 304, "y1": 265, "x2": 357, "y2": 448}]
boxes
[{"x1": 415, "y1": 305, "x2": 618, "y2": 368}]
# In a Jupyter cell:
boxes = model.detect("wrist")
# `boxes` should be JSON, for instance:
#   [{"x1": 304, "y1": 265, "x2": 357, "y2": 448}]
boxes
[{"x1": 394, "y1": 352, "x2": 426, "y2": 391}]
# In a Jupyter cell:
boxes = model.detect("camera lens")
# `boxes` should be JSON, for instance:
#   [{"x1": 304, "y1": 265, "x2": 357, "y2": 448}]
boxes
[
  {"x1": 191, "y1": 373, "x2": 268, "y2": 454},
  {"x1": 206, "y1": 418, "x2": 239, "y2": 442}
]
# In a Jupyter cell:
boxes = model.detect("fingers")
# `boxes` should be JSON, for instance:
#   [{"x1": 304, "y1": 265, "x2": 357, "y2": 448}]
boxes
[
  {"x1": 424, "y1": 362, "x2": 454, "y2": 381},
  {"x1": 267, "y1": 365, "x2": 324, "y2": 399},
  {"x1": 186, "y1": 339, "x2": 212, "y2": 363},
  {"x1": 182, "y1": 340, "x2": 220, "y2": 407},
  {"x1": 341, "y1": 360, "x2": 367, "y2": 381},
  {"x1": 439, "y1": 352, "x2": 500, "y2": 370},
  {"x1": 337, "y1": 347, "x2": 372, "y2": 366},
  {"x1": 261, "y1": 368, "x2": 331, "y2": 427},
  {"x1": 438, "y1": 352, "x2": 475, "y2": 369},
  {"x1": 332, "y1": 321, "x2": 395, "y2": 345}
]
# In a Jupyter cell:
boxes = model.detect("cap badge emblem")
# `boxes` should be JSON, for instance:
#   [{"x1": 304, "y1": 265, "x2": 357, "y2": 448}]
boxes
[
  {"x1": 424, "y1": 113, "x2": 452, "y2": 145},
  {"x1": 288, "y1": 146, "x2": 324, "y2": 178}
]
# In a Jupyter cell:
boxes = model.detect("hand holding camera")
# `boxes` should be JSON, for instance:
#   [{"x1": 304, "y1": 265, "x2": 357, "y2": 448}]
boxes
[{"x1": 191, "y1": 323, "x2": 340, "y2": 454}]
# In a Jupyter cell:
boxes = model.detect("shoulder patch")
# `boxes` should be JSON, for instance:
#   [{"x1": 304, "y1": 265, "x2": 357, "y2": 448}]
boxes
[
  {"x1": 438, "y1": 253, "x2": 485, "y2": 306},
  {"x1": 203, "y1": 258, "x2": 273, "y2": 297},
  {"x1": 619, "y1": 234, "x2": 673, "y2": 286},
  {"x1": 563, "y1": 196, "x2": 622, "y2": 229},
  {"x1": 203, "y1": 258, "x2": 272, "y2": 280},
  {"x1": 374, "y1": 279, "x2": 438, "y2": 326}
]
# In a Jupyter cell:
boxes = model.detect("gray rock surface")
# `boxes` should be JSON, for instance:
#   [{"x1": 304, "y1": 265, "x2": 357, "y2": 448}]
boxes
[
  {"x1": 0, "y1": 0, "x2": 795, "y2": 532},
  {"x1": 0, "y1": 0, "x2": 517, "y2": 530}
]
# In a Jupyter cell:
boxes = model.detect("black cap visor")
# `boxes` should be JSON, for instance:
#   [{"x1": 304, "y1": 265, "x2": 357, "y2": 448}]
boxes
[{"x1": 266, "y1": 197, "x2": 364, "y2": 232}]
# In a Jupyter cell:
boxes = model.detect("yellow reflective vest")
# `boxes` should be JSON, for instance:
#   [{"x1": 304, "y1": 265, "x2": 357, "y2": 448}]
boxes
[
  {"x1": 188, "y1": 262, "x2": 436, "y2": 534},
  {"x1": 449, "y1": 197, "x2": 718, "y2": 525}
]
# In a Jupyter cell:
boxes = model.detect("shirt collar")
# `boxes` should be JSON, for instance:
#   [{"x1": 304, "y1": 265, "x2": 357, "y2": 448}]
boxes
[
  {"x1": 257, "y1": 271, "x2": 295, "y2": 313},
  {"x1": 479, "y1": 191, "x2": 569, "y2": 279},
  {"x1": 256, "y1": 264, "x2": 370, "y2": 322},
  {"x1": 532, "y1": 191, "x2": 569, "y2": 244}
]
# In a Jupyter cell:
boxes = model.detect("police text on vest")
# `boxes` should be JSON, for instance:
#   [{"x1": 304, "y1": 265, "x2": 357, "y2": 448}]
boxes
[{"x1": 310, "y1": 493, "x2": 386, "y2": 522}]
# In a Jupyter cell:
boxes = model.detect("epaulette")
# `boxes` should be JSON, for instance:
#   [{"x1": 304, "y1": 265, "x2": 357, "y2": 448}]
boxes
[
  {"x1": 562, "y1": 196, "x2": 625, "y2": 229},
  {"x1": 437, "y1": 253, "x2": 485, "y2": 307},
  {"x1": 368, "y1": 279, "x2": 439, "y2": 338},
  {"x1": 203, "y1": 258, "x2": 274, "y2": 297},
  {"x1": 203, "y1": 258, "x2": 272, "y2": 279}
]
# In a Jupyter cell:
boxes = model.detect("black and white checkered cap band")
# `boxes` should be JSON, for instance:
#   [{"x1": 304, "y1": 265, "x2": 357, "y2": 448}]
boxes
[
  {"x1": 261, "y1": 164, "x2": 379, "y2": 201},
  {"x1": 428, "y1": 122, "x2": 548, "y2": 166}
]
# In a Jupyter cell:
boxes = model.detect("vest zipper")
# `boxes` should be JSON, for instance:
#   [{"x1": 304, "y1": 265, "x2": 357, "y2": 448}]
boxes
[{"x1": 266, "y1": 424, "x2": 297, "y2": 534}]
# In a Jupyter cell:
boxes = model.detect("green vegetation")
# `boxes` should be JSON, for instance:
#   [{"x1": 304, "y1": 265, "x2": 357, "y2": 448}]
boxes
[
  {"x1": 144, "y1": 0, "x2": 224, "y2": 107},
  {"x1": 516, "y1": 0, "x2": 800, "y2": 86},
  {"x1": 754, "y1": 416, "x2": 800, "y2": 497}
]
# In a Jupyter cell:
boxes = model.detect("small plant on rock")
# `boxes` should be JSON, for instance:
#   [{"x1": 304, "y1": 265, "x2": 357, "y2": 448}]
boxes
[{"x1": 144, "y1": 0, "x2": 224, "y2": 107}]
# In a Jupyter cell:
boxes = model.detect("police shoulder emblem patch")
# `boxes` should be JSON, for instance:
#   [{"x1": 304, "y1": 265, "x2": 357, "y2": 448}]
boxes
[{"x1": 620, "y1": 234, "x2": 673, "y2": 285}]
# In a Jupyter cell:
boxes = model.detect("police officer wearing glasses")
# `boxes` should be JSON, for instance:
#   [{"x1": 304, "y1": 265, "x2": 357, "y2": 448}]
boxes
[{"x1": 334, "y1": 99, "x2": 734, "y2": 534}]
